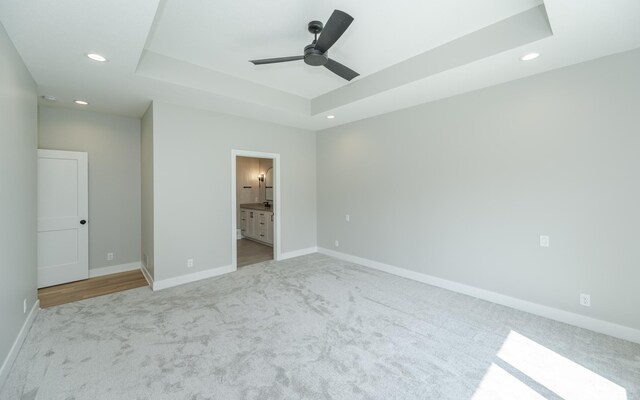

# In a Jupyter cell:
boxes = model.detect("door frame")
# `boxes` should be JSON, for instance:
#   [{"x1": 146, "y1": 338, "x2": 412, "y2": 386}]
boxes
[{"x1": 231, "y1": 149, "x2": 281, "y2": 270}]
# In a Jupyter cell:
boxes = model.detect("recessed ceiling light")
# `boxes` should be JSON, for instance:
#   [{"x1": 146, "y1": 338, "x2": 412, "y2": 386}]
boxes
[
  {"x1": 326, "y1": 115, "x2": 335, "y2": 119},
  {"x1": 41, "y1": 95, "x2": 57, "y2": 101},
  {"x1": 87, "y1": 53, "x2": 107, "y2": 62},
  {"x1": 521, "y1": 52, "x2": 540, "y2": 61},
  {"x1": 74, "y1": 100, "x2": 89, "y2": 105}
]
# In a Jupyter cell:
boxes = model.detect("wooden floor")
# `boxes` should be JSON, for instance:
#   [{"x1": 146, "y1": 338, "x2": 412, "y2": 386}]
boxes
[
  {"x1": 237, "y1": 238, "x2": 273, "y2": 267},
  {"x1": 38, "y1": 270, "x2": 149, "y2": 308}
]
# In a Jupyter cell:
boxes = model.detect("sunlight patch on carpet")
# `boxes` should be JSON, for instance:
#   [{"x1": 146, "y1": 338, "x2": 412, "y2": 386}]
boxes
[{"x1": 494, "y1": 330, "x2": 627, "y2": 400}]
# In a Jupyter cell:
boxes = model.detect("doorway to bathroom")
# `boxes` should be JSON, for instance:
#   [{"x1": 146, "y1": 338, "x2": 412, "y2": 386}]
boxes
[{"x1": 231, "y1": 150, "x2": 280, "y2": 270}]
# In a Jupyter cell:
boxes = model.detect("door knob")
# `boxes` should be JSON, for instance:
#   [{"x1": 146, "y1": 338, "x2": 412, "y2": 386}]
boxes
[{"x1": 80, "y1": 219, "x2": 87, "y2": 225}]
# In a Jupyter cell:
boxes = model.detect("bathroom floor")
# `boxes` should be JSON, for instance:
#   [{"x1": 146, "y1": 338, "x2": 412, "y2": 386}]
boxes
[{"x1": 237, "y1": 238, "x2": 273, "y2": 267}]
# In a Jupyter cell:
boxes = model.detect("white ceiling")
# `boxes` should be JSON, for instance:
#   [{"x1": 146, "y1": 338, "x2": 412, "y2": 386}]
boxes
[
  {"x1": 147, "y1": 0, "x2": 542, "y2": 98},
  {"x1": 0, "y1": 0, "x2": 639, "y2": 130}
]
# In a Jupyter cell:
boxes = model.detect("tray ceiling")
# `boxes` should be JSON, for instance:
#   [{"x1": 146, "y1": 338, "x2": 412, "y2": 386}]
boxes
[{"x1": 1, "y1": 0, "x2": 638, "y2": 130}]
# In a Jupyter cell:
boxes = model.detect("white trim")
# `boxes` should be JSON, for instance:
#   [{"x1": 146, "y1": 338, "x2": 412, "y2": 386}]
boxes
[
  {"x1": 318, "y1": 248, "x2": 640, "y2": 344},
  {"x1": 152, "y1": 264, "x2": 234, "y2": 291},
  {"x1": 280, "y1": 247, "x2": 318, "y2": 260},
  {"x1": 140, "y1": 263, "x2": 154, "y2": 287},
  {"x1": 0, "y1": 300, "x2": 39, "y2": 391},
  {"x1": 88, "y1": 262, "x2": 141, "y2": 278},
  {"x1": 231, "y1": 151, "x2": 237, "y2": 273},
  {"x1": 231, "y1": 150, "x2": 282, "y2": 273}
]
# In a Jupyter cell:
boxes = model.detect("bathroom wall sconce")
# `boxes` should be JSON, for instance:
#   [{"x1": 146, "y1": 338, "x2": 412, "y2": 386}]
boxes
[{"x1": 258, "y1": 173, "x2": 265, "y2": 182}]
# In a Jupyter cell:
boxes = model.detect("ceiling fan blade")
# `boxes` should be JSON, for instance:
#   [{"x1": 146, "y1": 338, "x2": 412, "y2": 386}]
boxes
[
  {"x1": 315, "y1": 10, "x2": 354, "y2": 53},
  {"x1": 250, "y1": 56, "x2": 304, "y2": 65},
  {"x1": 324, "y1": 58, "x2": 359, "y2": 81}
]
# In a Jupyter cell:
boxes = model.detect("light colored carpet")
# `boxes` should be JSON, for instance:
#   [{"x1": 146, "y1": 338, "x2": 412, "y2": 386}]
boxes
[{"x1": 2, "y1": 253, "x2": 639, "y2": 400}]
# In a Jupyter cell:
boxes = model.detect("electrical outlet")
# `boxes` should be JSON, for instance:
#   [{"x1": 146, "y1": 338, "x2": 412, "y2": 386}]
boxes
[
  {"x1": 540, "y1": 235, "x2": 550, "y2": 247},
  {"x1": 335, "y1": 240, "x2": 339, "y2": 247},
  {"x1": 187, "y1": 258, "x2": 194, "y2": 268},
  {"x1": 580, "y1": 293, "x2": 591, "y2": 307},
  {"x1": 107, "y1": 252, "x2": 114, "y2": 261},
  {"x1": 345, "y1": 214, "x2": 350, "y2": 222},
  {"x1": 23, "y1": 299, "x2": 27, "y2": 314}
]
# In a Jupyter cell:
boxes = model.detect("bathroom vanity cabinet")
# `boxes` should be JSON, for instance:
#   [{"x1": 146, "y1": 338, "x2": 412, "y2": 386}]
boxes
[{"x1": 240, "y1": 205, "x2": 274, "y2": 246}]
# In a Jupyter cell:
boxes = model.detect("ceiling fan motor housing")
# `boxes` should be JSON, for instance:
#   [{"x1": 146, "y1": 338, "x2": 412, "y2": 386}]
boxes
[{"x1": 304, "y1": 44, "x2": 328, "y2": 66}]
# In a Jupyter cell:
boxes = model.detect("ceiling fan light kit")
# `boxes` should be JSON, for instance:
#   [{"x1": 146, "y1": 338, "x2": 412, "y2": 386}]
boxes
[{"x1": 249, "y1": 9, "x2": 359, "y2": 81}]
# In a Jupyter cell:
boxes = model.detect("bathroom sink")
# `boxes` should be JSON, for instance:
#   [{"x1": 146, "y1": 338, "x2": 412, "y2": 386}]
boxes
[{"x1": 239, "y1": 203, "x2": 272, "y2": 211}]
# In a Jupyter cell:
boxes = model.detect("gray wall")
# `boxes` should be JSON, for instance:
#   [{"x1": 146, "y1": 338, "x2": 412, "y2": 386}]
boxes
[
  {"x1": 38, "y1": 107, "x2": 141, "y2": 271},
  {"x1": 152, "y1": 102, "x2": 316, "y2": 281},
  {"x1": 141, "y1": 104, "x2": 154, "y2": 278},
  {"x1": 317, "y1": 49, "x2": 640, "y2": 330},
  {"x1": 0, "y1": 21, "x2": 37, "y2": 380}
]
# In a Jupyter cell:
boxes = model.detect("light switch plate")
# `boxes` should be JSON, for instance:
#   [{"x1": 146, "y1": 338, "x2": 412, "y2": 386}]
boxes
[{"x1": 540, "y1": 235, "x2": 550, "y2": 247}]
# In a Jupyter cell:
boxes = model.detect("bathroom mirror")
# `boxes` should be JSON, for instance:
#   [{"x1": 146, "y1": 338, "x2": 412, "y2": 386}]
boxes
[{"x1": 265, "y1": 167, "x2": 274, "y2": 202}]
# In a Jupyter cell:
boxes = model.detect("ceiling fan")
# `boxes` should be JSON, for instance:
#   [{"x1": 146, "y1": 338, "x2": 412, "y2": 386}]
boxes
[{"x1": 249, "y1": 10, "x2": 359, "y2": 81}]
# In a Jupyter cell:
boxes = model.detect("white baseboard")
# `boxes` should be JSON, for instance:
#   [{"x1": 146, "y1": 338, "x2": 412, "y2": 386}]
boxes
[
  {"x1": 279, "y1": 247, "x2": 318, "y2": 261},
  {"x1": 140, "y1": 262, "x2": 154, "y2": 287},
  {"x1": 318, "y1": 247, "x2": 640, "y2": 344},
  {"x1": 152, "y1": 264, "x2": 235, "y2": 291},
  {"x1": 0, "y1": 299, "x2": 39, "y2": 391},
  {"x1": 89, "y1": 262, "x2": 141, "y2": 278}
]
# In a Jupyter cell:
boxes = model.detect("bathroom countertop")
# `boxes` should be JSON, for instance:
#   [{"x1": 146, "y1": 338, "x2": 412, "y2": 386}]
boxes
[{"x1": 240, "y1": 203, "x2": 274, "y2": 212}]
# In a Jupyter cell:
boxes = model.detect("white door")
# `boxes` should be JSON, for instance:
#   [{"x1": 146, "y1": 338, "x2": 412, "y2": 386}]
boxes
[{"x1": 37, "y1": 149, "x2": 89, "y2": 288}]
